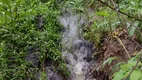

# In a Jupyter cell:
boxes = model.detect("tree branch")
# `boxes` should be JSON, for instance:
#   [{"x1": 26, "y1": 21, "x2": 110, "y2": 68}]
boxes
[{"x1": 97, "y1": 0, "x2": 142, "y2": 22}]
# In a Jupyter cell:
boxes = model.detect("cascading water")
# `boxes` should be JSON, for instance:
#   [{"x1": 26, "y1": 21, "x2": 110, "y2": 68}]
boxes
[{"x1": 59, "y1": 12, "x2": 96, "y2": 80}]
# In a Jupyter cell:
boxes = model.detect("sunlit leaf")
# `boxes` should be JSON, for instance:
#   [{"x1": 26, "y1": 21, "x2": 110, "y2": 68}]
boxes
[
  {"x1": 96, "y1": 11, "x2": 109, "y2": 17},
  {"x1": 120, "y1": 61, "x2": 138, "y2": 69},
  {"x1": 113, "y1": 70, "x2": 124, "y2": 80},
  {"x1": 130, "y1": 70, "x2": 142, "y2": 80},
  {"x1": 0, "y1": 0, "x2": 9, "y2": 5}
]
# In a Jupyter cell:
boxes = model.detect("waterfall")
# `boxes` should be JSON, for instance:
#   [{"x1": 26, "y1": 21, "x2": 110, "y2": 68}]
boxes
[{"x1": 59, "y1": 13, "x2": 95, "y2": 80}]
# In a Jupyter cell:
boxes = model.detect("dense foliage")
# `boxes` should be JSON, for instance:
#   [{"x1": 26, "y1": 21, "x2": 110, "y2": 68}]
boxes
[
  {"x1": 0, "y1": 0, "x2": 142, "y2": 80},
  {"x1": 0, "y1": 0, "x2": 66, "y2": 79}
]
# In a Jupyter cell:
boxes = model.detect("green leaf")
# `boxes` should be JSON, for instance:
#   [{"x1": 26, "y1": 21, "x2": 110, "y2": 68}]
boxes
[
  {"x1": 96, "y1": 11, "x2": 109, "y2": 17},
  {"x1": 113, "y1": 70, "x2": 124, "y2": 80},
  {"x1": 16, "y1": 0, "x2": 22, "y2": 6},
  {"x1": 130, "y1": 70, "x2": 142, "y2": 80},
  {"x1": 111, "y1": 63, "x2": 122, "y2": 74},
  {"x1": 123, "y1": 71, "x2": 131, "y2": 78},
  {"x1": 103, "y1": 57, "x2": 117, "y2": 67},
  {"x1": 127, "y1": 22, "x2": 138, "y2": 36},
  {"x1": 120, "y1": 61, "x2": 138, "y2": 70},
  {"x1": 113, "y1": 73, "x2": 123, "y2": 80},
  {"x1": 128, "y1": 26, "x2": 136, "y2": 36},
  {"x1": 0, "y1": 0, "x2": 9, "y2": 5},
  {"x1": 0, "y1": 2, "x2": 3, "y2": 5}
]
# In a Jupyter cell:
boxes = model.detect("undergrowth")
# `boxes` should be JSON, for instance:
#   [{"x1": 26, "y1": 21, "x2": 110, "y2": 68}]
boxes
[
  {"x1": 83, "y1": 0, "x2": 142, "y2": 80},
  {"x1": 0, "y1": 0, "x2": 68, "y2": 79},
  {"x1": 0, "y1": 0, "x2": 142, "y2": 80}
]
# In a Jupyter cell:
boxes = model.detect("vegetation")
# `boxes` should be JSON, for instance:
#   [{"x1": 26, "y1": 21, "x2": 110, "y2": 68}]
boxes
[
  {"x1": 83, "y1": 0, "x2": 142, "y2": 80},
  {"x1": 0, "y1": 0, "x2": 67, "y2": 79},
  {"x1": 0, "y1": 0, "x2": 142, "y2": 80}
]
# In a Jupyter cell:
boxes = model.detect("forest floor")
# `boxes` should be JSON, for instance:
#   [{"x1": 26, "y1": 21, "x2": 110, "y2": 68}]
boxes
[{"x1": 91, "y1": 28, "x2": 141, "y2": 80}]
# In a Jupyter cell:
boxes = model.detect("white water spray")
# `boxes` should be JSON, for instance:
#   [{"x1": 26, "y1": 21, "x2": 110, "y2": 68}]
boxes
[{"x1": 59, "y1": 13, "x2": 95, "y2": 80}]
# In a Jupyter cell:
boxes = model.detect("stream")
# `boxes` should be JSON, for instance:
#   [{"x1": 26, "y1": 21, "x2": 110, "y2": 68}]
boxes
[{"x1": 59, "y1": 11, "x2": 96, "y2": 80}]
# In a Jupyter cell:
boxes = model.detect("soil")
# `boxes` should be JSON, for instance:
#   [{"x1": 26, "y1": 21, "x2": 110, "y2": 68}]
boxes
[{"x1": 92, "y1": 28, "x2": 141, "y2": 80}]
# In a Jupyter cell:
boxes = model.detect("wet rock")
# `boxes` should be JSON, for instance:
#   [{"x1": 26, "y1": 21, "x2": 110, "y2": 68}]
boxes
[
  {"x1": 36, "y1": 15, "x2": 44, "y2": 30},
  {"x1": 46, "y1": 67, "x2": 63, "y2": 80},
  {"x1": 26, "y1": 46, "x2": 64, "y2": 80},
  {"x1": 25, "y1": 46, "x2": 40, "y2": 67},
  {"x1": 45, "y1": 59, "x2": 63, "y2": 80}
]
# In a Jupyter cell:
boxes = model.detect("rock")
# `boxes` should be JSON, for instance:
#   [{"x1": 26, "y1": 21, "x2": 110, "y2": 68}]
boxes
[
  {"x1": 46, "y1": 67, "x2": 63, "y2": 80},
  {"x1": 25, "y1": 46, "x2": 40, "y2": 67}
]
